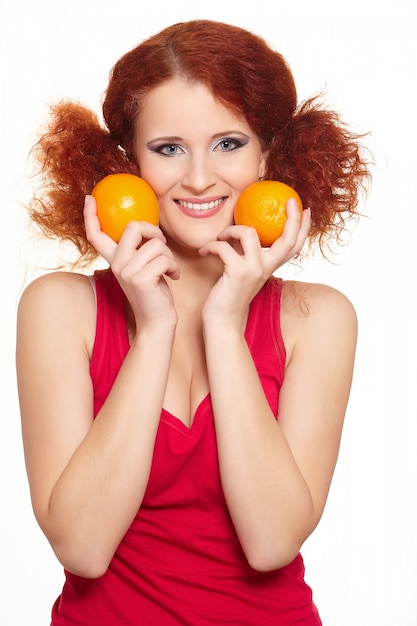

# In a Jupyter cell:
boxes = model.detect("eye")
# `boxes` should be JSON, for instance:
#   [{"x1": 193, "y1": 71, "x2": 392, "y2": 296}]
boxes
[
  {"x1": 214, "y1": 138, "x2": 246, "y2": 152},
  {"x1": 154, "y1": 143, "x2": 184, "y2": 157}
]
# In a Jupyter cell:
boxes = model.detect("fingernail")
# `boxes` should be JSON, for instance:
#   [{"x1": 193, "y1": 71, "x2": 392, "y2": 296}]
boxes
[{"x1": 287, "y1": 198, "x2": 299, "y2": 210}]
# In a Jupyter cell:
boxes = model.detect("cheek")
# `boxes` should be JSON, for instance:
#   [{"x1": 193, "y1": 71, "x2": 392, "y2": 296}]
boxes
[
  {"x1": 138, "y1": 169, "x2": 167, "y2": 198},
  {"x1": 138, "y1": 161, "x2": 180, "y2": 198},
  {"x1": 230, "y1": 167, "x2": 261, "y2": 193},
  {"x1": 226, "y1": 152, "x2": 265, "y2": 188}
]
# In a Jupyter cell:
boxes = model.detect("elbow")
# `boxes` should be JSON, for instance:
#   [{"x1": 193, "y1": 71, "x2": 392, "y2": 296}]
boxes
[
  {"x1": 67, "y1": 560, "x2": 110, "y2": 580},
  {"x1": 52, "y1": 540, "x2": 113, "y2": 579},
  {"x1": 243, "y1": 518, "x2": 317, "y2": 572},
  {"x1": 246, "y1": 545, "x2": 301, "y2": 572},
  {"x1": 36, "y1": 506, "x2": 116, "y2": 578},
  {"x1": 57, "y1": 551, "x2": 111, "y2": 579},
  {"x1": 246, "y1": 543, "x2": 302, "y2": 573}
]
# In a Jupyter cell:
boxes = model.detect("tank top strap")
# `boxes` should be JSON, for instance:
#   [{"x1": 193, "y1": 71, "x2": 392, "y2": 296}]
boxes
[
  {"x1": 244, "y1": 277, "x2": 286, "y2": 409},
  {"x1": 264, "y1": 276, "x2": 286, "y2": 371},
  {"x1": 90, "y1": 268, "x2": 130, "y2": 417}
]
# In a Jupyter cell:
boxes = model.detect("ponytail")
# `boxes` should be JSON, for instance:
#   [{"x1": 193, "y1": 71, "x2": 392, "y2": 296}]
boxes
[
  {"x1": 266, "y1": 96, "x2": 371, "y2": 252},
  {"x1": 28, "y1": 101, "x2": 135, "y2": 262}
]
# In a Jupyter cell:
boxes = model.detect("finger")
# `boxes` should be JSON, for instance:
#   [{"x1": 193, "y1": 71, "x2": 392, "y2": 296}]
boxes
[
  {"x1": 299, "y1": 207, "x2": 312, "y2": 241},
  {"x1": 115, "y1": 237, "x2": 180, "y2": 282},
  {"x1": 199, "y1": 239, "x2": 240, "y2": 265},
  {"x1": 119, "y1": 220, "x2": 166, "y2": 247},
  {"x1": 201, "y1": 225, "x2": 263, "y2": 259},
  {"x1": 122, "y1": 254, "x2": 180, "y2": 290},
  {"x1": 113, "y1": 221, "x2": 165, "y2": 267},
  {"x1": 143, "y1": 254, "x2": 181, "y2": 282},
  {"x1": 262, "y1": 204, "x2": 310, "y2": 272},
  {"x1": 283, "y1": 205, "x2": 311, "y2": 256},
  {"x1": 218, "y1": 224, "x2": 262, "y2": 248},
  {"x1": 273, "y1": 202, "x2": 309, "y2": 251},
  {"x1": 134, "y1": 238, "x2": 180, "y2": 281},
  {"x1": 83, "y1": 195, "x2": 118, "y2": 262},
  {"x1": 277, "y1": 198, "x2": 304, "y2": 247}
]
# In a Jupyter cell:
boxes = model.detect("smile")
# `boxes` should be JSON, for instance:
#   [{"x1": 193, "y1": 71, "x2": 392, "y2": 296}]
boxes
[
  {"x1": 176, "y1": 198, "x2": 224, "y2": 211},
  {"x1": 175, "y1": 197, "x2": 227, "y2": 218}
]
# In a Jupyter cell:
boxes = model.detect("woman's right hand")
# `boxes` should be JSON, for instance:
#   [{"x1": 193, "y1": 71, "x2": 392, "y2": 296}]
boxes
[{"x1": 84, "y1": 195, "x2": 179, "y2": 328}]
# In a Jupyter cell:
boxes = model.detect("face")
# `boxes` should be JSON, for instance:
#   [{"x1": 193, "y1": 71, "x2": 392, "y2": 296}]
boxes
[{"x1": 134, "y1": 77, "x2": 267, "y2": 251}]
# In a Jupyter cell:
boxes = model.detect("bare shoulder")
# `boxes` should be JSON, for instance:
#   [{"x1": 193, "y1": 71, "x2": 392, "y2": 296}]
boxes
[
  {"x1": 280, "y1": 280, "x2": 358, "y2": 362},
  {"x1": 18, "y1": 271, "x2": 97, "y2": 356},
  {"x1": 281, "y1": 279, "x2": 357, "y2": 322},
  {"x1": 19, "y1": 270, "x2": 94, "y2": 304}
]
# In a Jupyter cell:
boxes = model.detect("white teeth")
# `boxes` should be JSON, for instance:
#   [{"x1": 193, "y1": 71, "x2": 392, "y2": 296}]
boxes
[{"x1": 177, "y1": 198, "x2": 223, "y2": 211}]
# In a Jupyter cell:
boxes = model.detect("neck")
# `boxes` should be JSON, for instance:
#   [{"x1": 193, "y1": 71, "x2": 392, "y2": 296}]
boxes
[{"x1": 165, "y1": 245, "x2": 222, "y2": 311}]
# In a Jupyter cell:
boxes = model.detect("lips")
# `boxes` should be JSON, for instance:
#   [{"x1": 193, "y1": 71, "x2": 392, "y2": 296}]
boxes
[{"x1": 175, "y1": 197, "x2": 227, "y2": 218}]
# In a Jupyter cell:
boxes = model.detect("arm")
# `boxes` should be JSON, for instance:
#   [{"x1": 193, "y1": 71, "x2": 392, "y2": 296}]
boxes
[
  {"x1": 17, "y1": 201, "x2": 179, "y2": 578},
  {"x1": 204, "y1": 281, "x2": 357, "y2": 571},
  {"x1": 200, "y1": 205, "x2": 355, "y2": 571},
  {"x1": 17, "y1": 272, "x2": 176, "y2": 578}
]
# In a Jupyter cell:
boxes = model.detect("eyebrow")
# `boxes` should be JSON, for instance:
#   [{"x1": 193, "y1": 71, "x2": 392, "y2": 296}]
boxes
[
  {"x1": 147, "y1": 136, "x2": 183, "y2": 144},
  {"x1": 146, "y1": 130, "x2": 251, "y2": 145},
  {"x1": 212, "y1": 130, "x2": 250, "y2": 140}
]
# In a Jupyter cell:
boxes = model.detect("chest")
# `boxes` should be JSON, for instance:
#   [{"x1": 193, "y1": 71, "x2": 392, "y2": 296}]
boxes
[
  {"x1": 162, "y1": 323, "x2": 209, "y2": 429},
  {"x1": 91, "y1": 273, "x2": 286, "y2": 429}
]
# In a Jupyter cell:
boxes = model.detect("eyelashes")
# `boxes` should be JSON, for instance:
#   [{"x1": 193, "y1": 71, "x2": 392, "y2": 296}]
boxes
[
  {"x1": 149, "y1": 136, "x2": 248, "y2": 157},
  {"x1": 152, "y1": 144, "x2": 184, "y2": 157},
  {"x1": 214, "y1": 138, "x2": 247, "y2": 152}
]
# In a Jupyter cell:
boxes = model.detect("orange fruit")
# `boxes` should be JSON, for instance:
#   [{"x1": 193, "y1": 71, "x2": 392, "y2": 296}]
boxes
[
  {"x1": 234, "y1": 180, "x2": 303, "y2": 247},
  {"x1": 91, "y1": 173, "x2": 159, "y2": 242}
]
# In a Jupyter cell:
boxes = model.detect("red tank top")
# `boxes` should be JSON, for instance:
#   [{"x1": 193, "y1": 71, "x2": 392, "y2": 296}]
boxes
[{"x1": 51, "y1": 269, "x2": 321, "y2": 625}]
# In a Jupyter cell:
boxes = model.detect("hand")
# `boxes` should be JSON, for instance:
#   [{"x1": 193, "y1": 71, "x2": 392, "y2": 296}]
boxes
[
  {"x1": 84, "y1": 195, "x2": 179, "y2": 328},
  {"x1": 199, "y1": 200, "x2": 311, "y2": 325}
]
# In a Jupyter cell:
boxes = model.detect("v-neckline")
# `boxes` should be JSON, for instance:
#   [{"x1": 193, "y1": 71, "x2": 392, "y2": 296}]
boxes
[
  {"x1": 120, "y1": 277, "x2": 266, "y2": 434},
  {"x1": 160, "y1": 393, "x2": 212, "y2": 436},
  {"x1": 158, "y1": 292, "x2": 262, "y2": 434}
]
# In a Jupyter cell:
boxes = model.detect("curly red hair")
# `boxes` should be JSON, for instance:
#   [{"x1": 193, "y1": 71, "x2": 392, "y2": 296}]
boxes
[{"x1": 29, "y1": 20, "x2": 371, "y2": 262}]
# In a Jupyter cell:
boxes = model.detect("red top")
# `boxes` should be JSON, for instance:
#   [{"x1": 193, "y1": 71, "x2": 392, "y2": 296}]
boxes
[{"x1": 51, "y1": 269, "x2": 321, "y2": 625}]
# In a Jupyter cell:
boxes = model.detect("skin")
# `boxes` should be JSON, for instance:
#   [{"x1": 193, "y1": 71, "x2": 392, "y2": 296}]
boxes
[{"x1": 16, "y1": 77, "x2": 357, "y2": 578}]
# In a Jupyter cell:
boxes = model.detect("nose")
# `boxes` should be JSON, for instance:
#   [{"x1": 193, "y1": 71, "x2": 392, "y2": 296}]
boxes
[{"x1": 182, "y1": 153, "x2": 216, "y2": 193}]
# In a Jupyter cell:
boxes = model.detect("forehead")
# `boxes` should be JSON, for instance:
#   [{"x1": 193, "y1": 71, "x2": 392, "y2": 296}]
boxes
[{"x1": 137, "y1": 77, "x2": 250, "y2": 134}]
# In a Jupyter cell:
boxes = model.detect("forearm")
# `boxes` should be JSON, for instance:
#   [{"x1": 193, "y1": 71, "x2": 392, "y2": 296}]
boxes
[
  {"x1": 204, "y1": 322, "x2": 314, "y2": 571},
  {"x1": 46, "y1": 325, "x2": 175, "y2": 577}
]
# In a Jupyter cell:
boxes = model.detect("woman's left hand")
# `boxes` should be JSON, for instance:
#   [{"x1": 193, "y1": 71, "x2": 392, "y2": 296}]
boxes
[{"x1": 199, "y1": 200, "x2": 311, "y2": 324}]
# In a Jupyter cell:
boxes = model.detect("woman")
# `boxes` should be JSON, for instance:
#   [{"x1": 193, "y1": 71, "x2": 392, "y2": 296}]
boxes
[{"x1": 16, "y1": 20, "x2": 370, "y2": 625}]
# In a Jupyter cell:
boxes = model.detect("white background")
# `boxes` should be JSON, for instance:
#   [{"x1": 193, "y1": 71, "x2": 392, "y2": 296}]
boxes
[{"x1": 1, "y1": 0, "x2": 416, "y2": 624}]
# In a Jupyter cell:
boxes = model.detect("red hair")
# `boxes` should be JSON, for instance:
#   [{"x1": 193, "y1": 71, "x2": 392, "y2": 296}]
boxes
[{"x1": 29, "y1": 20, "x2": 371, "y2": 262}]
